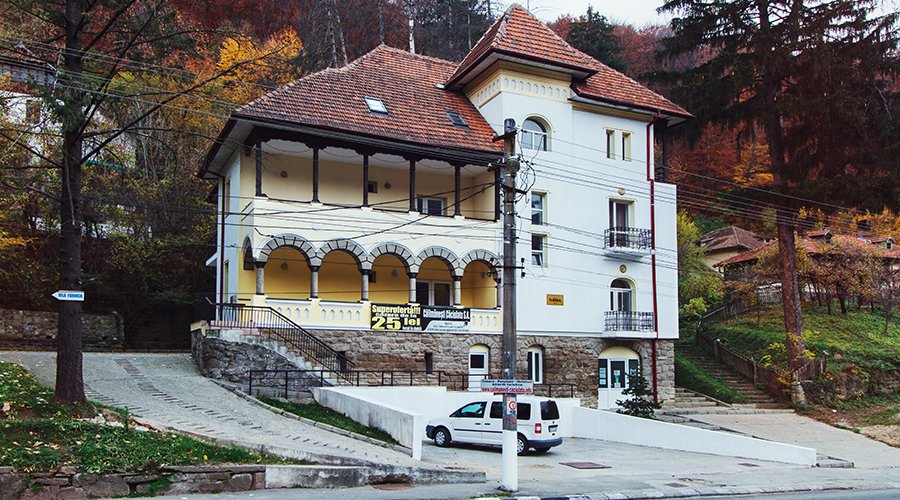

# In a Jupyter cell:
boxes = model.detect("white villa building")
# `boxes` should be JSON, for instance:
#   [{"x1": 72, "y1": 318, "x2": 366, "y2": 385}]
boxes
[{"x1": 198, "y1": 5, "x2": 689, "y2": 408}]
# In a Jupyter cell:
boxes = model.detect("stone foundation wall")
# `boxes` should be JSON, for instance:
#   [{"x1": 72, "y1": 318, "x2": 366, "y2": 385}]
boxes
[
  {"x1": 196, "y1": 325, "x2": 675, "y2": 407},
  {"x1": 0, "y1": 465, "x2": 264, "y2": 500},
  {"x1": 0, "y1": 308, "x2": 122, "y2": 350}
]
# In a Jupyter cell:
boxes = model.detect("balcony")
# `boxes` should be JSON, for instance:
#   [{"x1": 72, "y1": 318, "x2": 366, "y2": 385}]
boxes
[
  {"x1": 604, "y1": 311, "x2": 654, "y2": 335},
  {"x1": 603, "y1": 227, "x2": 652, "y2": 255}
]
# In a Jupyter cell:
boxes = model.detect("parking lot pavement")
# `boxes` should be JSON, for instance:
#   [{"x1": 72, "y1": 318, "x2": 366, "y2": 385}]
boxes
[
  {"x1": 689, "y1": 413, "x2": 900, "y2": 470},
  {"x1": 0, "y1": 351, "x2": 425, "y2": 468}
]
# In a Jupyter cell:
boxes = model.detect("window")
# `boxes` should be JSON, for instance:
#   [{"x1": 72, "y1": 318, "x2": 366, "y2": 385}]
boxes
[
  {"x1": 531, "y1": 192, "x2": 546, "y2": 225},
  {"x1": 424, "y1": 352, "x2": 433, "y2": 374},
  {"x1": 517, "y1": 403, "x2": 532, "y2": 421},
  {"x1": 621, "y1": 132, "x2": 632, "y2": 161},
  {"x1": 610, "y1": 279, "x2": 633, "y2": 312},
  {"x1": 417, "y1": 197, "x2": 445, "y2": 215},
  {"x1": 527, "y1": 346, "x2": 544, "y2": 384},
  {"x1": 531, "y1": 234, "x2": 546, "y2": 267},
  {"x1": 608, "y1": 200, "x2": 631, "y2": 246},
  {"x1": 367, "y1": 181, "x2": 378, "y2": 193},
  {"x1": 521, "y1": 118, "x2": 548, "y2": 151},
  {"x1": 490, "y1": 401, "x2": 503, "y2": 419},
  {"x1": 452, "y1": 402, "x2": 486, "y2": 418},
  {"x1": 416, "y1": 281, "x2": 451, "y2": 306},
  {"x1": 606, "y1": 130, "x2": 616, "y2": 159},
  {"x1": 445, "y1": 110, "x2": 468, "y2": 128},
  {"x1": 364, "y1": 96, "x2": 388, "y2": 114}
]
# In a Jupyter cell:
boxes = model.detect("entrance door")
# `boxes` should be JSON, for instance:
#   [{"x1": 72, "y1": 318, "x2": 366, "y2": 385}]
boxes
[
  {"x1": 597, "y1": 348, "x2": 640, "y2": 409},
  {"x1": 609, "y1": 201, "x2": 631, "y2": 247},
  {"x1": 468, "y1": 345, "x2": 489, "y2": 391}
]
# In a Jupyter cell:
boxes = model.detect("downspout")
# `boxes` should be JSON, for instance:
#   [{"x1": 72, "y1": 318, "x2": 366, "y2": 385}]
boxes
[
  {"x1": 646, "y1": 112, "x2": 663, "y2": 403},
  {"x1": 208, "y1": 170, "x2": 226, "y2": 321}
]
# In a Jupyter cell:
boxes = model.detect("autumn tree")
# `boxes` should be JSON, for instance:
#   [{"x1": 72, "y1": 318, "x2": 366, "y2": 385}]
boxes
[
  {"x1": 676, "y1": 211, "x2": 723, "y2": 316},
  {"x1": 659, "y1": 0, "x2": 899, "y2": 392}
]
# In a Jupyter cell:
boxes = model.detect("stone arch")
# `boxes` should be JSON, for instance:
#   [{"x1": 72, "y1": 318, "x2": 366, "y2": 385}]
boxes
[
  {"x1": 258, "y1": 233, "x2": 315, "y2": 266},
  {"x1": 366, "y1": 241, "x2": 415, "y2": 274},
  {"x1": 414, "y1": 246, "x2": 462, "y2": 277},
  {"x1": 460, "y1": 249, "x2": 501, "y2": 276},
  {"x1": 315, "y1": 238, "x2": 369, "y2": 271}
]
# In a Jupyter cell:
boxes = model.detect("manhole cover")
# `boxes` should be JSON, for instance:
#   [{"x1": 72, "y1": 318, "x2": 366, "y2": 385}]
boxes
[{"x1": 560, "y1": 461, "x2": 610, "y2": 469}]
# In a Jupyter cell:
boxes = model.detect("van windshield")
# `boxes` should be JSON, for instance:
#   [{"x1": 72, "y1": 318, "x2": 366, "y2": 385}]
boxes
[{"x1": 541, "y1": 400, "x2": 560, "y2": 420}]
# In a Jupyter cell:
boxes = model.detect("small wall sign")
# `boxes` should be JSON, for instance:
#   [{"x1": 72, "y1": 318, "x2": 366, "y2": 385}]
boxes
[{"x1": 546, "y1": 294, "x2": 564, "y2": 306}]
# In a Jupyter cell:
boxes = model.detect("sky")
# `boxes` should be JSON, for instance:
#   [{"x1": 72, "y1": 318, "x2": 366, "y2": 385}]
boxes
[{"x1": 511, "y1": 0, "x2": 900, "y2": 27}]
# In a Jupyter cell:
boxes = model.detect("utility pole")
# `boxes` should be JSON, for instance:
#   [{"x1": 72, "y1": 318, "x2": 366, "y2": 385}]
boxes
[{"x1": 499, "y1": 118, "x2": 519, "y2": 492}]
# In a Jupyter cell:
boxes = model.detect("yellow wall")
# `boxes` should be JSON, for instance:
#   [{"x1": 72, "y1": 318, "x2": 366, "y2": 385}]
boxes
[
  {"x1": 369, "y1": 254, "x2": 409, "y2": 304},
  {"x1": 264, "y1": 247, "x2": 311, "y2": 299},
  {"x1": 238, "y1": 260, "x2": 255, "y2": 301},
  {"x1": 247, "y1": 153, "x2": 496, "y2": 218},
  {"x1": 461, "y1": 261, "x2": 496, "y2": 308},
  {"x1": 319, "y1": 250, "x2": 362, "y2": 302},
  {"x1": 418, "y1": 257, "x2": 453, "y2": 282}
]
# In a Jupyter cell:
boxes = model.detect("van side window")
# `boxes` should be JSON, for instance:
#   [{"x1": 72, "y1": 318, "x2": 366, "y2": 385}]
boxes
[
  {"x1": 517, "y1": 403, "x2": 531, "y2": 421},
  {"x1": 452, "y1": 402, "x2": 486, "y2": 418},
  {"x1": 490, "y1": 401, "x2": 503, "y2": 419},
  {"x1": 541, "y1": 400, "x2": 560, "y2": 420}
]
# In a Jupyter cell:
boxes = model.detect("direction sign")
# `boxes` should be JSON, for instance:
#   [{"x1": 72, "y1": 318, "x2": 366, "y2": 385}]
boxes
[
  {"x1": 480, "y1": 379, "x2": 534, "y2": 394},
  {"x1": 51, "y1": 290, "x2": 85, "y2": 302}
]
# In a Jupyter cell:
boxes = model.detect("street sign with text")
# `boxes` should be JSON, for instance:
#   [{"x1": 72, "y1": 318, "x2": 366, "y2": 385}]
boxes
[
  {"x1": 480, "y1": 379, "x2": 533, "y2": 394},
  {"x1": 51, "y1": 290, "x2": 85, "y2": 302}
]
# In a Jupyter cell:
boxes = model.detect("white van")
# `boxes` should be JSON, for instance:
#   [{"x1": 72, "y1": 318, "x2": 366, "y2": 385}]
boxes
[{"x1": 425, "y1": 396, "x2": 562, "y2": 455}]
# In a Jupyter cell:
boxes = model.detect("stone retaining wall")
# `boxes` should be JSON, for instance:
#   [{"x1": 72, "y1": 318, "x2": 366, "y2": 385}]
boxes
[
  {"x1": 0, "y1": 309, "x2": 122, "y2": 350},
  {"x1": 0, "y1": 465, "x2": 264, "y2": 500},
  {"x1": 194, "y1": 324, "x2": 675, "y2": 407}
]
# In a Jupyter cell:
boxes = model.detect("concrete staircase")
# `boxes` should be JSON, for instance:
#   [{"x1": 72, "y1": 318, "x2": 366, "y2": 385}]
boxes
[{"x1": 677, "y1": 345, "x2": 784, "y2": 408}]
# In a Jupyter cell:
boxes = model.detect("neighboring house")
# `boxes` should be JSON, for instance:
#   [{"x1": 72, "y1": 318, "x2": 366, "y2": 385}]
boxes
[
  {"x1": 698, "y1": 226, "x2": 766, "y2": 269},
  {"x1": 199, "y1": 5, "x2": 689, "y2": 408}
]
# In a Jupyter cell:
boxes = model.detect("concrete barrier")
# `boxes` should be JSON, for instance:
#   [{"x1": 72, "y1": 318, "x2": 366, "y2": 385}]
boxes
[
  {"x1": 570, "y1": 406, "x2": 817, "y2": 466},
  {"x1": 313, "y1": 387, "x2": 426, "y2": 460}
]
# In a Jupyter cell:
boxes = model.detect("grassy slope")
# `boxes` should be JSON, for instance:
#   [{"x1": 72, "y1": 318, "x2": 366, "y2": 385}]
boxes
[
  {"x1": 705, "y1": 304, "x2": 899, "y2": 373},
  {"x1": 0, "y1": 362, "x2": 291, "y2": 473},
  {"x1": 258, "y1": 396, "x2": 399, "y2": 445}
]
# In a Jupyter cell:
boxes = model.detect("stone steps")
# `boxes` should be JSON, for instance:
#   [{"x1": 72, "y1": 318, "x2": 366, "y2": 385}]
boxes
[{"x1": 677, "y1": 346, "x2": 784, "y2": 407}]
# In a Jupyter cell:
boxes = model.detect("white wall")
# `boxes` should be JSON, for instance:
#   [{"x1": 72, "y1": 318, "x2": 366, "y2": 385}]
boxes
[{"x1": 571, "y1": 406, "x2": 817, "y2": 466}]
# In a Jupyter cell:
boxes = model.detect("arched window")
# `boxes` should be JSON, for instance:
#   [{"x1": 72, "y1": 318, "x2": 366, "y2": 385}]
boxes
[
  {"x1": 610, "y1": 279, "x2": 633, "y2": 312},
  {"x1": 522, "y1": 118, "x2": 548, "y2": 151},
  {"x1": 527, "y1": 345, "x2": 544, "y2": 384}
]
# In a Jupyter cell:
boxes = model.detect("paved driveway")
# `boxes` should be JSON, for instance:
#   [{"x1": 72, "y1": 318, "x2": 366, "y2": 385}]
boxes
[{"x1": 0, "y1": 351, "x2": 425, "y2": 468}]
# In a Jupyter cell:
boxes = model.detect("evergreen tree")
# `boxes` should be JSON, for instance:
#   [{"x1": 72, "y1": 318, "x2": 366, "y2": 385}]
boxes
[
  {"x1": 565, "y1": 7, "x2": 626, "y2": 73},
  {"x1": 616, "y1": 366, "x2": 660, "y2": 418},
  {"x1": 658, "y1": 0, "x2": 898, "y2": 395}
]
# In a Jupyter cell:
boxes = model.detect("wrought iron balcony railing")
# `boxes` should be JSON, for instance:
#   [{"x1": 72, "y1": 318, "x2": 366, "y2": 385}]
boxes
[
  {"x1": 604, "y1": 311, "x2": 655, "y2": 332},
  {"x1": 603, "y1": 227, "x2": 652, "y2": 251}
]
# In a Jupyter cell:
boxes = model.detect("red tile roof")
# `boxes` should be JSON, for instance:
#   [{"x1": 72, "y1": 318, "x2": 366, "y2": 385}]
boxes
[
  {"x1": 717, "y1": 234, "x2": 900, "y2": 268},
  {"x1": 699, "y1": 226, "x2": 766, "y2": 253},
  {"x1": 446, "y1": 4, "x2": 690, "y2": 118},
  {"x1": 234, "y1": 45, "x2": 501, "y2": 155}
]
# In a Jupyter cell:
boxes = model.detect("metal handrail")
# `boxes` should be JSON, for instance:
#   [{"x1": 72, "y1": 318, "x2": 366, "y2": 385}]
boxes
[
  {"x1": 218, "y1": 304, "x2": 355, "y2": 380},
  {"x1": 603, "y1": 226, "x2": 652, "y2": 250},
  {"x1": 604, "y1": 310, "x2": 655, "y2": 332}
]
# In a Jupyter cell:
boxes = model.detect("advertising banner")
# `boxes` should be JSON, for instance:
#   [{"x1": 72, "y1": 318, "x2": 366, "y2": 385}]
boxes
[{"x1": 370, "y1": 303, "x2": 470, "y2": 332}]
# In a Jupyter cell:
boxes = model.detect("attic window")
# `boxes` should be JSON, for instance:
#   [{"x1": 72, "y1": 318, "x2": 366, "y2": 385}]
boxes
[
  {"x1": 445, "y1": 110, "x2": 468, "y2": 128},
  {"x1": 364, "y1": 96, "x2": 388, "y2": 114}
]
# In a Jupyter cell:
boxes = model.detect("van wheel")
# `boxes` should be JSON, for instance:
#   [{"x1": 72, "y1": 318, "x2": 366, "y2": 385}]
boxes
[
  {"x1": 516, "y1": 434, "x2": 528, "y2": 455},
  {"x1": 534, "y1": 447, "x2": 551, "y2": 454},
  {"x1": 433, "y1": 427, "x2": 451, "y2": 447}
]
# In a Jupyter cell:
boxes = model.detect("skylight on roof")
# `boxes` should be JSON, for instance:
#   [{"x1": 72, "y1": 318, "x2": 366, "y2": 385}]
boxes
[
  {"x1": 364, "y1": 96, "x2": 388, "y2": 114},
  {"x1": 445, "y1": 110, "x2": 468, "y2": 128}
]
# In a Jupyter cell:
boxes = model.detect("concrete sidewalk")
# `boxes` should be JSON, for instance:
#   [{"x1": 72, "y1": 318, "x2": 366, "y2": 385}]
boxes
[
  {"x1": 0, "y1": 351, "x2": 466, "y2": 477},
  {"x1": 690, "y1": 413, "x2": 900, "y2": 469}
]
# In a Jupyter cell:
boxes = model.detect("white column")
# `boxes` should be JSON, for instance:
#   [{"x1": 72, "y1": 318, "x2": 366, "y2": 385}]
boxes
[
  {"x1": 361, "y1": 271, "x2": 370, "y2": 301},
  {"x1": 310, "y1": 266, "x2": 319, "y2": 299},
  {"x1": 453, "y1": 276, "x2": 462, "y2": 306},
  {"x1": 409, "y1": 274, "x2": 417, "y2": 303},
  {"x1": 495, "y1": 279, "x2": 502, "y2": 308}
]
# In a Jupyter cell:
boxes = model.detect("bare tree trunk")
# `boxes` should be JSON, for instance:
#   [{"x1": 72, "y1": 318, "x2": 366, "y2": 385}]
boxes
[
  {"x1": 330, "y1": 0, "x2": 349, "y2": 66},
  {"x1": 56, "y1": 0, "x2": 86, "y2": 407},
  {"x1": 377, "y1": 0, "x2": 385, "y2": 44}
]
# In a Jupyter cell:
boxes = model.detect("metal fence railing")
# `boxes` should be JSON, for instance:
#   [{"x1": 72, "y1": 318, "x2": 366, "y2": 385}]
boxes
[
  {"x1": 218, "y1": 304, "x2": 355, "y2": 381},
  {"x1": 604, "y1": 311, "x2": 655, "y2": 332},
  {"x1": 603, "y1": 227, "x2": 652, "y2": 250}
]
